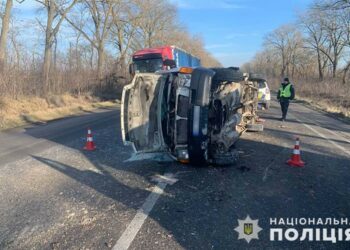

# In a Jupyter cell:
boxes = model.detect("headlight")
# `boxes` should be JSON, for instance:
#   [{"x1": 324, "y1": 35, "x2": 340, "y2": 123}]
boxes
[{"x1": 177, "y1": 149, "x2": 189, "y2": 160}]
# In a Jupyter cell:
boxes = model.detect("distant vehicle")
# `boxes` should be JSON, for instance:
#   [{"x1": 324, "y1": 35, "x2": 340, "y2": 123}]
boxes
[
  {"x1": 121, "y1": 67, "x2": 262, "y2": 166},
  {"x1": 129, "y1": 46, "x2": 201, "y2": 74},
  {"x1": 248, "y1": 73, "x2": 270, "y2": 110},
  {"x1": 258, "y1": 80, "x2": 270, "y2": 109}
]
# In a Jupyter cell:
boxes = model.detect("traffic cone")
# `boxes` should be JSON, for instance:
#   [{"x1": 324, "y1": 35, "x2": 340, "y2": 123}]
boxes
[
  {"x1": 287, "y1": 137, "x2": 305, "y2": 167},
  {"x1": 84, "y1": 128, "x2": 96, "y2": 151}
]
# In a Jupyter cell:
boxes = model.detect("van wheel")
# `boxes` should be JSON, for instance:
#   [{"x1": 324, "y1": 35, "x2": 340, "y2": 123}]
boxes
[
  {"x1": 211, "y1": 68, "x2": 244, "y2": 83},
  {"x1": 211, "y1": 149, "x2": 239, "y2": 166},
  {"x1": 246, "y1": 123, "x2": 264, "y2": 132},
  {"x1": 248, "y1": 73, "x2": 265, "y2": 81}
]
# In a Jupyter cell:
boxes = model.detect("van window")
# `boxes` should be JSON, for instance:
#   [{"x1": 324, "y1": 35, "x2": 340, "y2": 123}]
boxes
[{"x1": 258, "y1": 81, "x2": 266, "y2": 88}]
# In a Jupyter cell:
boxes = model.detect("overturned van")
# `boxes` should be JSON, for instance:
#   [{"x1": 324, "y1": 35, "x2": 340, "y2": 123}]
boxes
[{"x1": 121, "y1": 67, "x2": 262, "y2": 166}]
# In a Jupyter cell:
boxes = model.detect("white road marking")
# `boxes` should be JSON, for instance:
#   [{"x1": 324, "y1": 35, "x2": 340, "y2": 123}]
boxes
[
  {"x1": 113, "y1": 173, "x2": 177, "y2": 250},
  {"x1": 151, "y1": 174, "x2": 178, "y2": 185},
  {"x1": 317, "y1": 124, "x2": 350, "y2": 144},
  {"x1": 290, "y1": 114, "x2": 350, "y2": 157},
  {"x1": 292, "y1": 102, "x2": 350, "y2": 143}
]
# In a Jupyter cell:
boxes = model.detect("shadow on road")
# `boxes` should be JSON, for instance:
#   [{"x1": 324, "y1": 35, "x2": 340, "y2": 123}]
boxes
[
  {"x1": 10, "y1": 97, "x2": 348, "y2": 248},
  {"x1": 26, "y1": 118, "x2": 350, "y2": 249}
]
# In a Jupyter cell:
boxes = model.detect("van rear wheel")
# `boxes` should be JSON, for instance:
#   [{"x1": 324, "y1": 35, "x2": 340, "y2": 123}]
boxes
[
  {"x1": 211, "y1": 68, "x2": 244, "y2": 83},
  {"x1": 211, "y1": 149, "x2": 239, "y2": 166},
  {"x1": 246, "y1": 123, "x2": 264, "y2": 132}
]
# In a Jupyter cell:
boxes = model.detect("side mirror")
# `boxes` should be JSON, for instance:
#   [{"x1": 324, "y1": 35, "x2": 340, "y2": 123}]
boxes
[{"x1": 129, "y1": 63, "x2": 135, "y2": 75}]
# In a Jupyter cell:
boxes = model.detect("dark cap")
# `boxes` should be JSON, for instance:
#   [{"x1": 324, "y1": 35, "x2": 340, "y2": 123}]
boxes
[{"x1": 284, "y1": 77, "x2": 289, "y2": 82}]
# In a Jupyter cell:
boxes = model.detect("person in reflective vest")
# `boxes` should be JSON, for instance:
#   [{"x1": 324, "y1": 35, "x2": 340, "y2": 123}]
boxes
[{"x1": 277, "y1": 77, "x2": 295, "y2": 121}]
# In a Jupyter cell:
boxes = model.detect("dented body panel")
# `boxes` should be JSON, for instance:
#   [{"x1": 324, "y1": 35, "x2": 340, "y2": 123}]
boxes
[{"x1": 121, "y1": 67, "x2": 261, "y2": 165}]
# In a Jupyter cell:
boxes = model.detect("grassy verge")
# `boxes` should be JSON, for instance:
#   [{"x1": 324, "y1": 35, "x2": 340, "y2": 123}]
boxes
[
  {"x1": 0, "y1": 94, "x2": 120, "y2": 130},
  {"x1": 269, "y1": 78, "x2": 350, "y2": 120},
  {"x1": 294, "y1": 95, "x2": 350, "y2": 121}
]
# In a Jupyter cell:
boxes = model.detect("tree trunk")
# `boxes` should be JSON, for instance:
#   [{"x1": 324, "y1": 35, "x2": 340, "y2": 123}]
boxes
[
  {"x1": 90, "y1": 47, "x2": 94, "y2": 69},
  {"x1": 97, "y1": 45, "x2": 105, "y2": 80},
  {"x1": 43, "y1": 2, "x2": 55, "y2": 94},
  {"x1": 0, "y1": 0, "x2": 13, "y2": 73},
  {"x1": 281, "y1": 51, "x2": 286, "y2": 77},
  {"x1": 119, "y1": 54, "x2": 127, "y2": 78},
  {"x1": 147, "y1": 31, "x2": 152, "y2": 48},
  {"x1": 342, "y1": 62, "x2": 350, "y2": 84},
  {"x1": 53, "y1": 34, "x2": 58, "y2": 71},
  {"x1": 332, "y1": 55, "x2": 338, "y2": 78},
  {"x1": 316, "y1": 49, "x2": 324, "y2": 80},
  {"x1": 11, "y1": 36, "x2": 20, "y2": 69},
  {"x1": 43, "y1": 44, "x2": 52, "y2": 93}
]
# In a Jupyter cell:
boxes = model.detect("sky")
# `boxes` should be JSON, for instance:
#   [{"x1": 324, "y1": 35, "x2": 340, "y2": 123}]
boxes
[
  {"x1": 10, "y1": 0, "x2": 314, "y2": 67},
  {"x1": 169, "y1": 0, "x2": 314, "y2": 66}
]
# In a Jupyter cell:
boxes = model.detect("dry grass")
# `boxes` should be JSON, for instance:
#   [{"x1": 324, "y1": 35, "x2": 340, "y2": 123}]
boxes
[
  {"x1": 268, "y1": 78, "x2": 350, "y2": 118},
  {"x1": 0, "y1": 94, "x2": 119, "y2": 130}
]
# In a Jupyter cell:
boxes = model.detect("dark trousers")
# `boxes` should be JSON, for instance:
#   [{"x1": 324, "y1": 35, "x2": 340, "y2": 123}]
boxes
[{"x1": 280, "y1": 101, "x2": 289, "y2": 119}]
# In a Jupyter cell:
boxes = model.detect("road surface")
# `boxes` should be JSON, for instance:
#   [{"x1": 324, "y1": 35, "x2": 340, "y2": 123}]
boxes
[{"x1": 0, "y1": 100, "x2": 349, "y2": 249}]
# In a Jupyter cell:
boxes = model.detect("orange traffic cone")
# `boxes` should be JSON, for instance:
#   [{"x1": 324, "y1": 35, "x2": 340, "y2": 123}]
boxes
[
  {"x1": 287, "y1": 137, "x2": 305, "y2": 167},
  {"x1": 84, "y1": 128, "x2": 96, "y2": 151}
]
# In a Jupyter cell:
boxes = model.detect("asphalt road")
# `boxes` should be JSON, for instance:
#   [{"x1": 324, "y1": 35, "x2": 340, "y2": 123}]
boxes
[{"x1": 0, "y1": 100, "x2": 349, "y2": 249}]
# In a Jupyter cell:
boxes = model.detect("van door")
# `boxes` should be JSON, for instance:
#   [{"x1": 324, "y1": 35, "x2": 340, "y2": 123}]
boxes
[{"x1": 121, "y1": 73, "x2": 166, "y2": 153}]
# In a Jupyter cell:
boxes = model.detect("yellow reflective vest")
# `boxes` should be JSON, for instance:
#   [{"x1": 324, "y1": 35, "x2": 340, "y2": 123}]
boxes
[{"x1": 279, "y1": 83, "x2": 292, "y2": 98}]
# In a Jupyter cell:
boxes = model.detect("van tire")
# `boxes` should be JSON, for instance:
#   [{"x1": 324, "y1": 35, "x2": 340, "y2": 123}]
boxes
[
  {"x1": 211, "y1": 68, "x2": 244, "y2": 83},
  {"x1": 211, "y1": 149, "x2": 239, "y2": 166},
  {"x1": 249, "y1": 73, "x2": 265, "y2": 81},
  {"x1": 246, "y1": 123, "x2": 264, "y2": 132}
]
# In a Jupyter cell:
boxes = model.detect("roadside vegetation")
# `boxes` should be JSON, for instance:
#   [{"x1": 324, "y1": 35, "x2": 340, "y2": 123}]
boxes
[
  {"x1": 242, "y1": 0, "x2": 350, "y2": 118},
  {"x1": 0, "y1": 0, "x2": 221, "y2": 130},
  {"x1": 0, "y1": 94, "x2": 118, "y2": 129}
]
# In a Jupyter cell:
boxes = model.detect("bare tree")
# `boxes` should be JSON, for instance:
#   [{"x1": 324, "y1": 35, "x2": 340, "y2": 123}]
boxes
[
  {"x1": 316, "y1": 8, "x2": 345, "y2": 78},
  {"x1": 133, "y1": 0, "x2": 176, "y2": 48},
  {"x1": 249, "y1": 49, "x2": 281, "y2": 78},
  {"x1": 111, "y1": 0, "x2": 139, "y2": 77},
  {"x1": 0, "y1": 0, "x2": 13, "y2": 72},
  {"x1": 0, "y1": 0, "x2": 221, "y2": 100},
  {"x1": 299, "y1": 10, "x2": 329, "y2": 80},
  {"x1": 35, "y1": 0, "x2": 77, "y2": 93},
  {"x1": 8, "y1": 17, "x2": 22, "y2": 69},
  {"x1": 339, "y1": 8, "x2": 350, "y2": 83},
  {"x1": 315, "y1": 0, "x2": 350, "y2": 10},
  {"x1": 264, "y1": 25, "x2": 303, "y2": 77},
  {"x1": 164, "y1": 31, "x2": 221, "y2": 67},
  {"x1": 65, "y1": 0, "x2": 114, "y2": 80}
]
